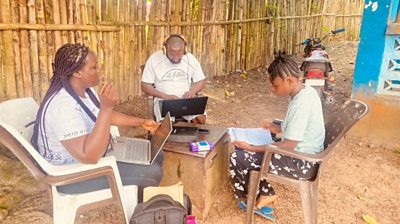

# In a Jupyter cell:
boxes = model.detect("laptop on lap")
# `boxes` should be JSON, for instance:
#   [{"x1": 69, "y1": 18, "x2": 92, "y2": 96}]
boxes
[
  {"x1": 107, "y1": 112, "x2": 172, "y2": 165},
  {"x1": 161, "y1": 96, "x2": 208, "y2": 118}
]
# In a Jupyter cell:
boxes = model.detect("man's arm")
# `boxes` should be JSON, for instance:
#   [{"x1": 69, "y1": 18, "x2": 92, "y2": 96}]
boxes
[
  {"x1": 141, "y1": 82, "x2": 179, "y2": 100},
  {"x1": 182, "y1": 79, "x2": 206, "y2": 98}
]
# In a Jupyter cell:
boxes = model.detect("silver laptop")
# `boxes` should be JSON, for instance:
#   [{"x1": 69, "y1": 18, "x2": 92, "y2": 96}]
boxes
[{"x1": 107, "y1": 112, "x2": 172, "y2": 165}]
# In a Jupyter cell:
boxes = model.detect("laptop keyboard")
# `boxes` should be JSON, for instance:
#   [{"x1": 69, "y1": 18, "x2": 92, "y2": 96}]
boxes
[{"x1": 125, "y1": 139, "x2": 149, "y2": 161}]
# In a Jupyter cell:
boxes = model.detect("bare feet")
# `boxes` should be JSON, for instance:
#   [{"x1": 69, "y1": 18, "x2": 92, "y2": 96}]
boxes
[{"x1": 256, "y1": 195, "x2": 277, "y2": 208}]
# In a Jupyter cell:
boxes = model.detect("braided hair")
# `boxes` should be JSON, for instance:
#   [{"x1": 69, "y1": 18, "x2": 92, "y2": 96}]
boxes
[
  {"x1": 32, "y1": 43, "x2": 100, "y2": 156},
  {"x1": 267, "y1": 50, "x2": 301, "y2": 81}
]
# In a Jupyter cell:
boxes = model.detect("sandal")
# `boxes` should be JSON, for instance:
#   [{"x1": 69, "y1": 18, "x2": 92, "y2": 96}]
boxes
[{"x1": 237, "y1": 201, "x2": 276, "y2": 221}]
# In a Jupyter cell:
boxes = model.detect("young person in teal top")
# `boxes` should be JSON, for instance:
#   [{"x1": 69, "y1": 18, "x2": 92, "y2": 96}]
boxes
[{"x1": 229, "y1": 51, "x2": 325, "y2": 216}]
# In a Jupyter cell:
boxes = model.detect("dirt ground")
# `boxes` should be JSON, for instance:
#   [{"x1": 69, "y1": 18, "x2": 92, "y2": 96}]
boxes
[{"x1": 1, "y1": 41, "x2": 400, "y2": 224}]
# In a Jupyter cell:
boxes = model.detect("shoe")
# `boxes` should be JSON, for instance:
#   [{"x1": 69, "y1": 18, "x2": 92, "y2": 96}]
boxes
[{"x1": 237, "y1": 201, "x2": 276, "y2": 221}]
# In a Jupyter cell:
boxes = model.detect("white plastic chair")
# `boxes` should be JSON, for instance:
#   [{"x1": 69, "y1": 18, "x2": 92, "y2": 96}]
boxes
[{"x1": 0, "y1": 97, "x2": 137, "y2": 224}]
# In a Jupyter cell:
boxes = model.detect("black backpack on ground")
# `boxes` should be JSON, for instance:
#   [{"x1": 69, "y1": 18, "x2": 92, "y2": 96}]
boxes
[{"x1": 130, "y1": 194, "x2": 192, "y2": 224}]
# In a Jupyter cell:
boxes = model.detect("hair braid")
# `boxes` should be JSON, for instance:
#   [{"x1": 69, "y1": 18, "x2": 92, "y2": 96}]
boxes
[
  {"x1": 32, "y1": 43, "x2": 100, "y2": 156},
  {"x1": 267, "y1": 50, "x2": 301, "y2": 81}
]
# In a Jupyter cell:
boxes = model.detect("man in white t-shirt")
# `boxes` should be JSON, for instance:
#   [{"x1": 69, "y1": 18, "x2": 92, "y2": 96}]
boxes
[{"x1": 141, "y1": 34, "x2": 206, "y2": 124}]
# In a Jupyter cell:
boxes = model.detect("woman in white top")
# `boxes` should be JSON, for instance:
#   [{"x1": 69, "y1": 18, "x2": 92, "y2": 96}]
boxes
[{"x1": 32, "y1": 43, "x2": 162, "y2": 200}]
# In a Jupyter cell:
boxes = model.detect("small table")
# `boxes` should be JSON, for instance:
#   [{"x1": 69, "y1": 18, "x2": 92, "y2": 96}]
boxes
[{"x1": 160, "y1": 124, "x2": 229, "y2": 220}]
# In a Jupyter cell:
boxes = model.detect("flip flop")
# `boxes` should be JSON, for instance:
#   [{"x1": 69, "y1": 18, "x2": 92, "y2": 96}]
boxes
[
  {"x1": 238, "y1": 201, "x2": 276, "y2": 221},
  {"x1": 238, "y1": 201, "x2": 273, "y2": 214}
]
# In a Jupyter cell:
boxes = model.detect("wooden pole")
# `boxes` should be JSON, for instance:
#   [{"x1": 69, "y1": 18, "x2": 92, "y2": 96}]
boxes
[
  {"x1": 44, "y1": 0, "x2": 55, "y2": 98},
  {"x1": 87, "y1": 0, "x2": 98, "y2": 52},
  {"x1": 1, "y1": 0, "x2": 17, "y2": 99},
  {"x1": 10, "y1": 0, "x2": 23, "y2": 97},
  {"x1": 74, "y1": 0, "x2": 83, "y2": 43},
  {"x1": 59, "y1": 0, "x2": 68, "y2": 43},
  {"x1": 52, "y1": 0, "x2": 62, "y2": 50},
  {"x1": 120, "y1": 0, "x2": 128, "y2": 98},
  {"x1": 36, "y1": 0, "x2": 50, "y2": 99},
  {"x1": 28, "y1": 0, "x2": 41, "y2": 100},
  {"x1": 0, "y1": 29, "x2": 4, "y2": 101},
  {"x1": 67, "y1": 0, "x2": 76, "y2": 42}
]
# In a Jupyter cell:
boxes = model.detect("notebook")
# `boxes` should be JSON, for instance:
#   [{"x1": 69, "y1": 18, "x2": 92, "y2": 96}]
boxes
[
  {"x1": 107, "y1": 112, "x2": 172, "y2": 165},
  {"x1": 160, "y1": 96, "x2": 208, "y2": 117}
]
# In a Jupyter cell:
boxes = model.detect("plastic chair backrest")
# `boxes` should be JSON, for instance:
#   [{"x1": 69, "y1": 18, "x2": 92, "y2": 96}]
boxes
[
  {"x1": 314, "y1": 100, "x2": 369, "y2": 178},
  {"x1": 0, "y1": 97, "x2": 52, "y2": 178},
  {"x1": 324, "y1": 100, "x2": 368, "y2": 149},
  {"x1": 0, "y1": 97, "x2": 37, "y2": 141}
]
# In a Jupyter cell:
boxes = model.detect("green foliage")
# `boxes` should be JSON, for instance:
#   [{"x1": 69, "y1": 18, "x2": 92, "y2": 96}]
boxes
[
  {"x1": 190, "y1": 0, "x2": 201, "y2": 20},
  {"x1": 310, "y1": 2, "x2": 320, "y2": 14},
  {"x1": 322, "y1": 26, "x2": 330, "y2": 33},
  {"x1": 265, "y1": 3, "x2": 278, "y2": 17}
]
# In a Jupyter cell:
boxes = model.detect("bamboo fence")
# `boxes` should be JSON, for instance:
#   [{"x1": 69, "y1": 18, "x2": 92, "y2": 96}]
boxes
[{"x1": 0, "y1": 0, "x2": 364, "y2": 102}]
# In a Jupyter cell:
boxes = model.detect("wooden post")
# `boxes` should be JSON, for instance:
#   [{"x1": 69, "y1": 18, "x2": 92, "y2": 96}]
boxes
[
  {"x1": 52, "y1": 0, "x2": 62, "y2": 50},
  {"x1": 80, "y1": 0, "x2": 90, "y2": 45},
  {"x1": 74, "y1": 0, "x2": 83, "y2": 43},
  {"x1": 59, "y1": 0, "x2": 68, "y2": 43},
  {"x1": 36, "y1": 0, "x2": 50, "y2": 99},
  {"x1": 1, "y1": 0, "x2": 18, "y2": 99},
  {"x1": 44, "y1": 0, "x2": 55, "y2": 96},
  {"x1": 28, "y1": 0, "x2": 41, "y2": 100},
  {"x1": 0, "y1": 30, "x2": 4, "y2": 101},
  {"x1": 10, "y1": 0, "x2": 23, "y2": 97},
  {"x1": 67, "y1": 0, "x2": 76, "y2": 42}
]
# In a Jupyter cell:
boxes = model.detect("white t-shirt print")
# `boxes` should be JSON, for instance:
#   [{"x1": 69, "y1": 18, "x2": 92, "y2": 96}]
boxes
[
  {"x1": 142, "y1": 50, "x2": 206, "y2": 98},
  {"x1": 37, "y1": 88, "x2": 99, "y2": 165}
]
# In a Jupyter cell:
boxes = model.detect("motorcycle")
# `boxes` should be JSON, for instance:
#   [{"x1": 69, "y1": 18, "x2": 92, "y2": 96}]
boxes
[{"x1": 299, "y1": 28, "x2": 345, "y2": 105}]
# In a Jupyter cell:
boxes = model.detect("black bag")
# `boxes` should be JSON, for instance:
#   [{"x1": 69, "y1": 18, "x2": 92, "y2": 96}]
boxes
[{"x1": 130, "y1": 194, "x2": 191, "y2": 224}]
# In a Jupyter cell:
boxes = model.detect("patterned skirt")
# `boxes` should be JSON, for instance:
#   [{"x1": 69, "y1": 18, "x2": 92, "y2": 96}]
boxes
[{"x1": 229, "y1": 148, "x2": 319, "y2": 199}]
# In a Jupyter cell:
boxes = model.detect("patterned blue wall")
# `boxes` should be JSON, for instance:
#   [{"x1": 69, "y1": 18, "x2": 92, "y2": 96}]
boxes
[
  {"x1": 350, "y1": 0, "x2": 400, "y2": 148},
  {"x1": 353, "y1": 0, "x2": 392, "y2": 93}
]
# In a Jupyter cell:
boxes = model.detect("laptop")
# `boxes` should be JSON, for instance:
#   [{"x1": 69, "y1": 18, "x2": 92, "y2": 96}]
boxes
[
  {"x1": 161, "y1": 96, "x2": 208, "y2": 118},
  {"x1": 107, "y1": 112, "x2": 172, "y2": 165}
]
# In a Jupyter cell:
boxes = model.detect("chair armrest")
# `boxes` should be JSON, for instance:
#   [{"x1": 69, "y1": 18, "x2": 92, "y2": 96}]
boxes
[
  {"x1": 264, "y1": 144, "x2": 324, "y2": 163},
  {"x1": 46, "y1": 156, "x2": 119, "y2": 176},
  {"x1": 44, "y1": 156, "x2": 121, "y2": 186}
]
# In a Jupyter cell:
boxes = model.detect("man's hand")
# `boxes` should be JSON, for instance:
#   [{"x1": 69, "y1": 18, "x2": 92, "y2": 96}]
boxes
[
  {"x1": 99, "y1": 82, "x2": 119, "y2": 111},
  {"x1": 182, "y1": 91, "x2": 196, "y2": 98},
  {"x1": 142, "y1": 119, "x2": 160, "y2": 134},
  {"x1": 162, "y1": 94, "x2": 180, "y2": 100},
  {"x1": 261, "y1": 121, "x2": 281, "y2": 133}
]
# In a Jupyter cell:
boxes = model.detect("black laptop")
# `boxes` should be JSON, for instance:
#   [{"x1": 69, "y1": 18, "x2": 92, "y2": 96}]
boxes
[{"x1": 161, "y1": 96, "x2": 208, "y2": 117}]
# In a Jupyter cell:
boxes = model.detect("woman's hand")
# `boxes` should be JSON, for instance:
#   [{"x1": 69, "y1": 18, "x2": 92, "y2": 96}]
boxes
[
  {"x1": 99, "y1": 82, "x2": 119, "y2": 111},
  {"x1": 261, "y1": 121, "x2": 281, "y2": 133},
  {"x1": 142, "y1": 119, "x2": 160, "y2": 134},
  {"x1": 232, "y1": 141, "x2": 252, "y2": 151},
  {"x1": 232, "y1": 141, "x2": 268, "y2": 153}
]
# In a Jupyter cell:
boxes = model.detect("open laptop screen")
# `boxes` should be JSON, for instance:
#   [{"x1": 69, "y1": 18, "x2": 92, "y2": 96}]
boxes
[
  {"x1": 161, "y1": 96, "x2": 208, "y2": 117},
  {"x1": 150, "y1": 112, "x2": 172, "y2": 160}
]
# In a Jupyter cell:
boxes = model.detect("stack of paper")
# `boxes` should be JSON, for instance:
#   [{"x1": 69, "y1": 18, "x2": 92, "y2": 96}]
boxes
[{"x1": 228, "y1": 128, "x2": 274, "y2": 145}]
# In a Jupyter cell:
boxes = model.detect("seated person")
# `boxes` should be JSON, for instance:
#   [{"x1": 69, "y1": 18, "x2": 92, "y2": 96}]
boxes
[
  {"x1": 229, "y1": 51, "x2": 325, "y2": 216},
  {"x1": 141, "y1": 34, "x2": 206, "y2": 124},
  {"x1": 32, "y1": 43, "x2": 162, "y2": 201}
]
